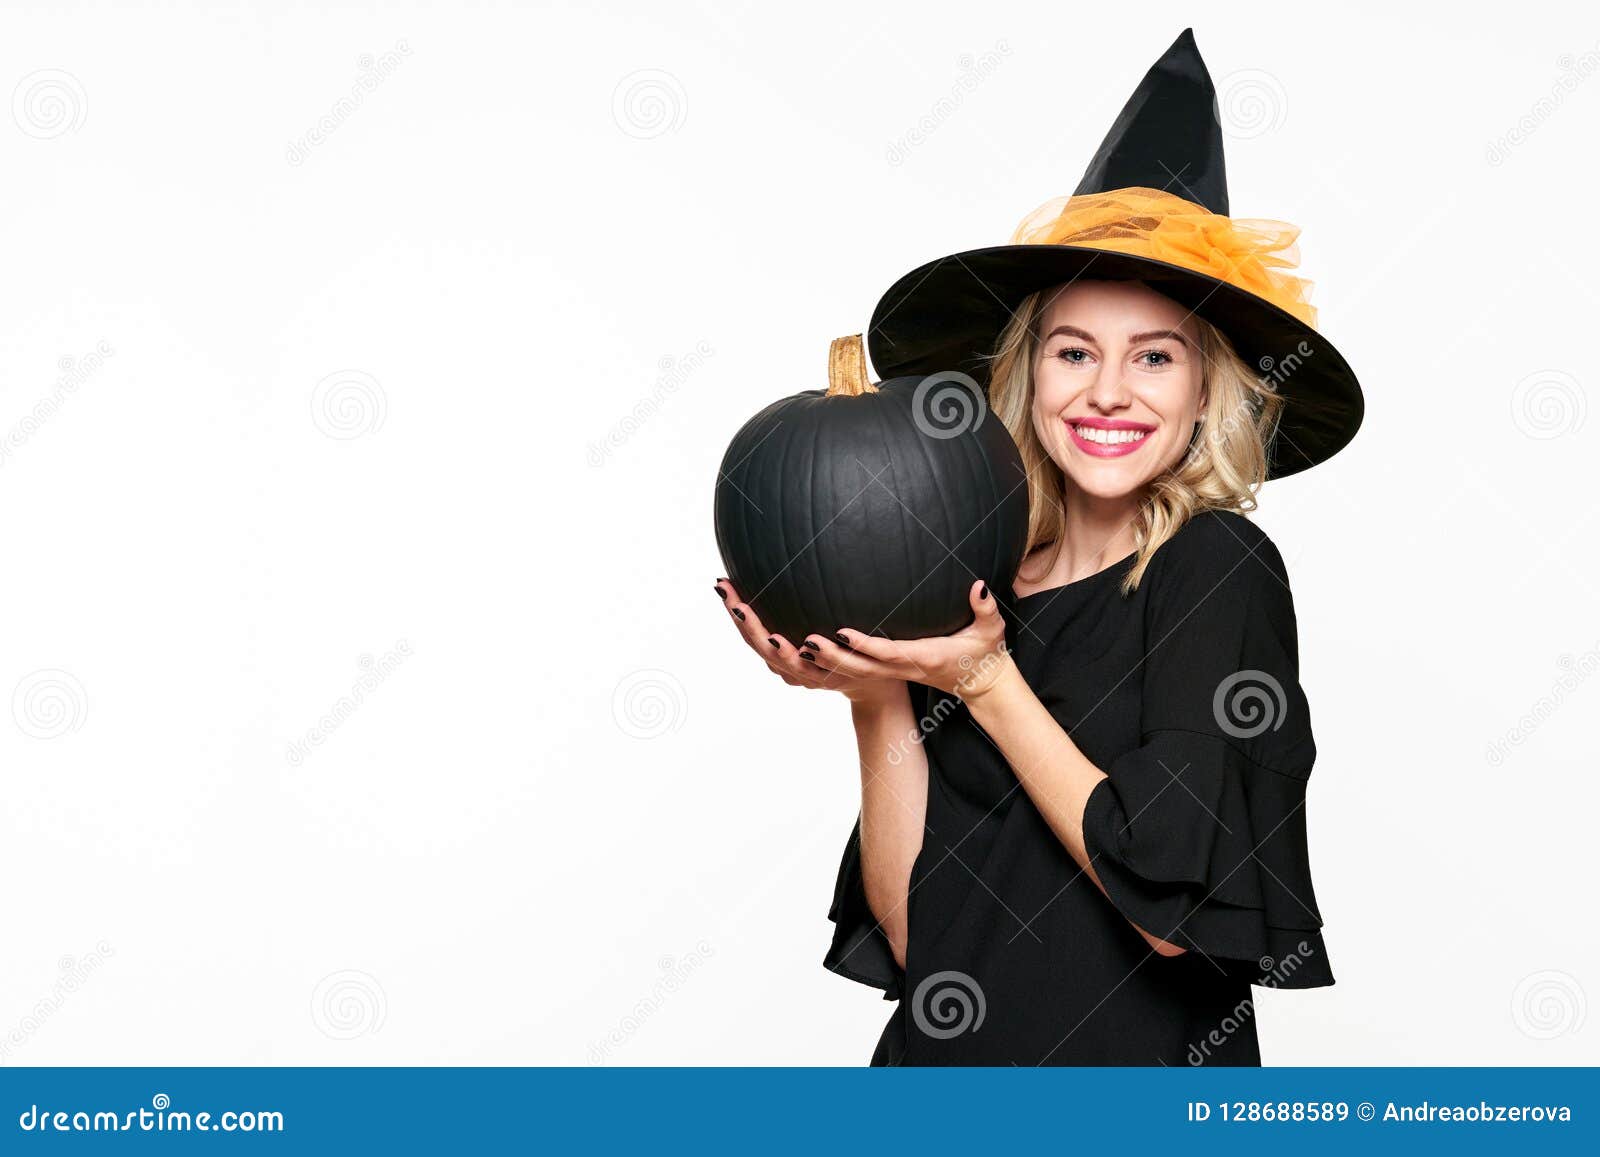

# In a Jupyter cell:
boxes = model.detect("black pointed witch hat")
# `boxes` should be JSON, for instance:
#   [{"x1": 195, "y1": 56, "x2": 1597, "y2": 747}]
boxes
[{"x1": 866, "y1": 28, "x2": 1362, "y2": 478}]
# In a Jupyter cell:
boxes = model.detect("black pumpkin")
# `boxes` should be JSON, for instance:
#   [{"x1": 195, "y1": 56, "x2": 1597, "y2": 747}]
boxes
[{"x1": 713, "y1": 335, "x2": 1029, "y2": 644}]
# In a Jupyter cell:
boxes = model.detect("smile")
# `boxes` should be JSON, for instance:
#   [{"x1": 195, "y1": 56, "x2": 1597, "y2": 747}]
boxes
[{"x1": 1066, "y1": 418, "x2": 1156, "y2": 458}]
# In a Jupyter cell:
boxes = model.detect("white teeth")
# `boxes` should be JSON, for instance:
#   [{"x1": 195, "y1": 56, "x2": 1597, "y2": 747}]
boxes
[{"x1": 1072, "y1": 424, "x2": 1149, "y2": 445}]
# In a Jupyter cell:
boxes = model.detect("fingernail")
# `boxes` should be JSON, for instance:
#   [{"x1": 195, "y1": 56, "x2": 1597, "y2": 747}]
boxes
[
  {"x1": 767, "y1": 637, "x2": 780, "y2": 650},
  {"x1": 804, "y1": 639, "x2": 822, "y2": 652},
  {"x1": 799, "y1": 651, "x2": 816, "y2": 663},
  {"x1": 834, "y1": 632, "x2": 851, "y2": 648},
  {"x1": 731, "y1": 608, "x2": 746, "y2": 621},
  {"x1": 714, "y1": 586, "x2": 727, "y2": 600},
  {"x1": 979, "y1": 584, "x2": 989, "y2": 600}
]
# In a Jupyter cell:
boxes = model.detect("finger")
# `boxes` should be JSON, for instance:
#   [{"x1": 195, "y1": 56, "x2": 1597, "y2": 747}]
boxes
[
  {"x1": 716, "y1": 582, "x2": 777, "y2": 652},
  {"x1": 963, "y1": 579, "x2": 1003, "y2": 634},
  {"x1": 798, "y1": 632, "x2": 902, "y2": 684},
  {"x1": 830, "y1": 629, "x2": 928, "y2": 676},
  {"x1": 764, "y1": 662, "x2": 803, "y2": 687},
  {"x1": 769, "y1": 631, "x2": 834, "y2": 689}
]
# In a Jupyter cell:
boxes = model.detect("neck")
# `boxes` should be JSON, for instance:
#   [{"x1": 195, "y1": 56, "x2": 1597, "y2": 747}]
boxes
[{"x1": 1052, "y1": 486, "x2": 1143, "y2": 582}]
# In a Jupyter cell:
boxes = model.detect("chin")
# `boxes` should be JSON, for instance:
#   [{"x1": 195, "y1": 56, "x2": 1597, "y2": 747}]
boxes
[{"x1": 1062, "y1": 464, "x2": 1150, "y2": 501}]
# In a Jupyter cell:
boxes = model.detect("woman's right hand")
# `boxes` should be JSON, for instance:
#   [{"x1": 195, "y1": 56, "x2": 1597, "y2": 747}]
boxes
[{"x1": 714, "y1": 578, "x2": 905, "y2": 705}]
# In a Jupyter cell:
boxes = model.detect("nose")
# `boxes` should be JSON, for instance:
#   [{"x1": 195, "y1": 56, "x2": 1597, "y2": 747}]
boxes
[{"x1": 1083, "y1": 364, "x2": 1133, "y2": 412}]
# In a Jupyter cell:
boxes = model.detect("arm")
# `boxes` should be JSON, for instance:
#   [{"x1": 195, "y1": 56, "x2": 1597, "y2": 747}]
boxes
[
  {"x1": 962, "y1": 661, "x2": 1187, "y2": 956},
  {"x1": 849, "y1": 687, "x2": 928, "y2": 970},
  {"x1": 804, "y1": 581, "x2": 1186, "y2": 957},
  {"x1": 713, "y1": 578, "x2": 925, "y2": 977}
]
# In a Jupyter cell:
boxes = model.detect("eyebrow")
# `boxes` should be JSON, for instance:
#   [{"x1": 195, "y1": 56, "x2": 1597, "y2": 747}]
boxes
[{"x1": 1043, "y1": 324, "x2": 1190, "y2": 348}]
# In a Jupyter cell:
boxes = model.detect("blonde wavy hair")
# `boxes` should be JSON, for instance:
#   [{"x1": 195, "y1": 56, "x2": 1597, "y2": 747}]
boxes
[{"x1": 984, "y1": 283, "x2": 1286, "y2": 594}]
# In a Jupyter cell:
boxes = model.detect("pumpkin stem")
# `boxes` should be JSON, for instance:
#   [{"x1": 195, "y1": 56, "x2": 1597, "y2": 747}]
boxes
[{"x1": 826, "y1": 334, "x2": 877, "y2": 397}]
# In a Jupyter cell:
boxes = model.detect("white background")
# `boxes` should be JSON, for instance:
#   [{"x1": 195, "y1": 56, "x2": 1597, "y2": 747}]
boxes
[{"x1": 1, "y1": 0, "x2": 1596, "y2": 1066}]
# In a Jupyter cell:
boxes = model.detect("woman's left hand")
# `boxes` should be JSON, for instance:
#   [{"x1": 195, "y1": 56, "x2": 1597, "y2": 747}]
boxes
[{"x1": 800, "y1": 579, "x2": 1013, "y2": 700}]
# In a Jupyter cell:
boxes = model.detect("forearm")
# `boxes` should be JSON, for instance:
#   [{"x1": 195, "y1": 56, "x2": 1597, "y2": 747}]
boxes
[
  {"x1": 849, "y1": 687, "x2": 927, "y2": 969},
  {"x1": 964, "y1": 658, "x2": 1184, "y2": 955}
]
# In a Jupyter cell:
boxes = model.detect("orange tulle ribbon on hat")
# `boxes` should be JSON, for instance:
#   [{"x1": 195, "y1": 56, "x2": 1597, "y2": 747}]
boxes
[{"x1": 1008, "y1": 186, "x2": 1317, "y2": 328}]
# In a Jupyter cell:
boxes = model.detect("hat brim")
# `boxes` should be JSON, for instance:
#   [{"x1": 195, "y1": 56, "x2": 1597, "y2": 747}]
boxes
[{"x1": 866, "y1": 245, "x2": 1363, "y2": 479}]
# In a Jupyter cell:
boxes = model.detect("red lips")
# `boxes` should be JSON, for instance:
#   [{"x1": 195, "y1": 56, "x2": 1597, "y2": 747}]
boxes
[{"x1": 1065, "y1": 416, "x2": 1157, "y2": 458}]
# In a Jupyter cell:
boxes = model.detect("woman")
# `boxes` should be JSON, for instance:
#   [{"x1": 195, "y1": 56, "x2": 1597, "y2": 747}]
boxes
[{"x1": 714, "y1": 29, "x2": 1361, "y2": 1065}]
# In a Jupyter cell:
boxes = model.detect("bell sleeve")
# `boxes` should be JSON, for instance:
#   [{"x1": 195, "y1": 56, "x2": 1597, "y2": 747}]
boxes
[
  {"x1": 1079, "y1": 514, "x2": 1336, "y2": 988},
  {"x1": 823, "y1": 814, "x2": 905, "y2": 1000}
]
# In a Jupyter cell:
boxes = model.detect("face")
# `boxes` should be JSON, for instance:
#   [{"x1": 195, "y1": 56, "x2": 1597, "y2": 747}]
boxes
[{"x1": 1031, "y1": 280, "x2": 1208, "y2": 501}]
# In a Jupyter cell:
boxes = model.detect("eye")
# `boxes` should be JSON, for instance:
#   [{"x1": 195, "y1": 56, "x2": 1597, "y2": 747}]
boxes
[
  {"x1": 1136, "y1": 349, "x2": 1174, "y2": 367},
  {"x1": 1055, "y1": 346, "x2": 1092, "y2": 364}
]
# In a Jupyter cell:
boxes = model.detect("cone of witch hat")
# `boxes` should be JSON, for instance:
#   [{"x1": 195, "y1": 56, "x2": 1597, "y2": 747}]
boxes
[{"x1": 865, "y1": 27, "x2": 1362, "y2": 478}]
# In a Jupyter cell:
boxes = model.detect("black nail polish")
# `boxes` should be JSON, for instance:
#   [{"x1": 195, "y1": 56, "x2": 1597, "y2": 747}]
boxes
[
  {"x1": 767, "y1": 637, "x2": 780, "y2": 650},
  {"x1": 980, "y1": 584, "x2": 989, "y2": 600},
  {"x1": 799, "y1": 651, "x2": 816, "y2": 662},
  {"x1": 804, "y1": 639, "x2": 822, "y2": 652},
  {"x1": 714, "y1": 586, "x2": 727, "y2": 600},
  {"x1": 732, "y1": 608, "x2": 746, "y2": 621},
  {"x1": 834, "y1": 632, "x2": 851, "y2": 648}
]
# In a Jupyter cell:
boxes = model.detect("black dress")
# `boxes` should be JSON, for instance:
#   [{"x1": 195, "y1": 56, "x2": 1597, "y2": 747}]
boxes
[{"x1": 823, "y1": 510, "x2": 1334, "y2": 1066}]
